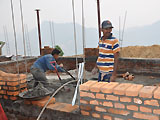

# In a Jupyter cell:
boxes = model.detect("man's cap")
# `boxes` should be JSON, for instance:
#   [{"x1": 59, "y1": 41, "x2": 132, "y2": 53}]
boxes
[{"x1": 102, "y1": 20, "x2": 114, "y2": 29}]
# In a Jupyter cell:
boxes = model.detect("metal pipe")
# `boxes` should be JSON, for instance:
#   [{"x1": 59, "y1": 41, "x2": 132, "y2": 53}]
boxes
[
  {"x1": 35, "y1": 9, "x2": 42, "y2": 55},
  {"x1": 10, "y1": 0, "x2": 20, "y2": 74},
  {"x1": 97, "y1": 0, "x2": 101, "y2": 38},
  {"x1": 19, "y1": 0, "x2": 27, "y2": 74},
  {"x1": 37, "y1": 80, "x2": 77, "y2": 120}
]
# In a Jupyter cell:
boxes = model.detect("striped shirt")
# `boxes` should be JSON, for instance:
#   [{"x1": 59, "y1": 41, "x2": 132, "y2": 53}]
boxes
[{"x1": 97, "y1": 34, "x2": 120, "y2": 73}]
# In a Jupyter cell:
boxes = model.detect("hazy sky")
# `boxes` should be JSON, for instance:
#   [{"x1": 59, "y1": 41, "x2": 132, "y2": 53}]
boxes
[{"x1": 0, "y1": 0, "x2": 160, "y2": 33}]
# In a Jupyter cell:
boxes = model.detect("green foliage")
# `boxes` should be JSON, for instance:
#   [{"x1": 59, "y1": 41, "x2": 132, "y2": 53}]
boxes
[{"x1": 55, "y1": 45, "x2": 64, "y2": 56}]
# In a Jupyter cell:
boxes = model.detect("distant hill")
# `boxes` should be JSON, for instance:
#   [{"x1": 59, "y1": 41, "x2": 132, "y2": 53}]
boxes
[{"x1": 0, "y1": 20, "x2": 160, "y2": 56}]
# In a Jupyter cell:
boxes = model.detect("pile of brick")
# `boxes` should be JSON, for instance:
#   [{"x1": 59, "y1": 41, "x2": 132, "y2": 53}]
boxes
[
  {"x1": 0, "y1": 70, "x2": 27, "y2": 100},
  {"x1": 80, "y1": 81, "x2": 160, "y2": 120}
]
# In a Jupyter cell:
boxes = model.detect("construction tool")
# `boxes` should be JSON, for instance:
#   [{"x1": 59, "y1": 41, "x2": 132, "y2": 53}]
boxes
[
  {"x1": 50, "y1": 61, "x2": 62, "y2": 81},
  {"x1": 63, "y1": 68, "x2": 76, "y2": 80}
]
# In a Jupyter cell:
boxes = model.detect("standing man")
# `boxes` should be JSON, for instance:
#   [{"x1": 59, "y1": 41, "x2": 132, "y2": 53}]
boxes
[
  {"x1": 96, "y1": 20, "x2": 120, "y2": 82},
  {"x1": 30, "y1": 48, "x2": 65, "y2": 88}
]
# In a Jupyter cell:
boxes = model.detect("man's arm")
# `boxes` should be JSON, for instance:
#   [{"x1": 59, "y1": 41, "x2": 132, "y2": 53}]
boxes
[{"x1": 110, "y1": 52, "x2": 119, "y2": 82}]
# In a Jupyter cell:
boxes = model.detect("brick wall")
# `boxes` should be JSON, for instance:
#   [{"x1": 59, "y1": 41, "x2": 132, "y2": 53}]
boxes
[
  {"x1": 0, "y1": 57, "x2": 37, "y2": 73},
  {"x1": 0, "y1": 70, "x2": 27, "y2": 100},
  {"x1": 1, "y1": 50, "x2": 160, "y2": 75},
  {"x1": 79, "y1": 81, "x2": 160, "y2": 120},
  {"x1": 41, "y1": 46, "x2": 54, "y2": 56}
]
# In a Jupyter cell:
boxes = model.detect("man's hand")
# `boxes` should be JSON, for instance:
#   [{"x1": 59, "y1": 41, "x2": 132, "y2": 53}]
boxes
[
  {"x1": 91, "y1": 67, "x2": 98, "y2": 75},
  {"x1": 59, "y1": 63, "x2": 63, "y2": 68},
  {"x1": 110, "y1": 73, "x2": 117, "y2": 82}
]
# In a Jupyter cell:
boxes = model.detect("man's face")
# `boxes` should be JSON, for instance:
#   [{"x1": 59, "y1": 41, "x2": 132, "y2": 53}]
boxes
[
  {"x1": 54, "y1": 54, "x2": 59, "y2": 60},
  {"x1": 102, "y1": 27, "x2": 112, "y2": 37}
]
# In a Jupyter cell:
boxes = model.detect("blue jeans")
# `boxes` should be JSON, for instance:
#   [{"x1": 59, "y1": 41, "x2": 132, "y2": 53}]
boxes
[{"x1": 98, "y1": 72, "x2": 112, "y2": 82}]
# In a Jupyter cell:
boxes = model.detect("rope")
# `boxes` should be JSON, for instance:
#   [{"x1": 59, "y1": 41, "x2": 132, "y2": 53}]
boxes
[
  {"x1": 19, "y1": 0, "x2": 28, "y2": 74},
  {"x1": 82, "y1": 0, "x2": 86, "y2": 83},
  {"x1": 71, "y1": 0, "x2": 78, "y2": 78},
  {"x1": 36, "y1": 80, "x2": 77, "y2": 120},
  {"x1": 10, "y1": 0, "x2": 20, "y2": 75}
]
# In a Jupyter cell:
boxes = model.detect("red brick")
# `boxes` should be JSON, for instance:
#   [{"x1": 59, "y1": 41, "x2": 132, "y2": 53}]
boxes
[
  {"x1": 81, "y1": 110, "x2": 90, "y2": 116},
  {"x1": 125, "y1": 84, "x2": 143, "y2": 96},
  {"x1": 47, "y1": 102, "x2": 78, "y2": 113},
  {"x1": 133, "y1": 112, "x2": 159, "y2": 120},
  {"x1": 19, "y1": 74, "x2": 27, "y2": 80},
  {"x1": 7, "y1": 84, "x2": 27, "y2": 91},
  {"x1": 7, "y1": 73, "x2": 19, "y2": 78},
  {"x1": 120, "y1": 97, "x2": 132, "y2": 103},
  {"x1": 7, "y1": 81, "x2": 19, "y2": 86},
  {"x1": 103, "y1": 101, "x2": 113, "y2": 107},
  {"x1": 103, "y1": 115, "x2": 112, "y2": 120},
  {"x1": 80, "y1": 99, "x2": 89, "y2": 104},
  {"x1": 0, "y1": 90, "x2": 6, "y2": 94},
  {"x1": 101, "y1": 82, "x2": 119, "y2": 94},
  {"x1": 153, "y1": 109, "x2": 160, "y2": 115},
  {"x1": 134, "y1": 98, "x2": 142, "y2": 104},
  {"x1": 61, "y1": 104, "x2": 78, "y2": 112},
  {"x1": 46, "y1": 102, "x2": 62, "y2": 109},
  {"x1": 80, "y1": 91, "x2": 88, "y2": 97},
  {"x1": 88, "y1": 92, "x2": 95, "y2": 98},
  {"x1": 114, "y1": 118, "x2": 124, "y2": 120},
  {"x1": 113, "y1": 83, "x2": 132, "y2": 95},
  {"x1": 144, "y1": 100, "x2": 159, "y2": 107},
  {"x1": 114, "y1": 103, "x2": 125, "y2": 109},
  {"x1": 90, "y1": 100, "x2": 99, "y2": 105},
  {"x1": 139, "y1": 86, "x2": 157, "y2": 98},
  {"x1": 108, "y1": 108, "x2": 130, "y2": 116},
  {"x1": 140, "y1": 106, "x2": 152, "y2": 113},
  {"x1": 31, "y1": 97, "x2": 55, "y2": 107},
  {"x1": 90, "y1": 82, "x2": 106, "y2": 92},
  {"x1": 80, "y1": 91, "x2": 95, "y2": 98},
  {"x1": 5, "y1": 77, "x2": 19, "y2": 81},
  {"x1": 20, "y1": 79, "x2": 27, "y2": 84},
  {"x1": 0, "y1": 71, "x2": 7, "y2": 76},
  {"x1": 92, "y1": 113, "x2": 101, "y2": 118},
  {"x1": 2, "y1": 86, "x2": 8, "y2": 90},
  {"x1": 154, "y1": 87, "x2": 160, "y2": 99},
  {"x1": 0, "y1": 81, "x2": 6, "y2": 85},
  {"x1": 95, "y1": 106, "x2": 107, "y2": 112},
  {"x1": 96, "y1": 93, "x2": 105, "y2": 99},
  {"x1": 106, "y1": 95, "x2": 119, "y2": 101},
  {"x1": 127, "y1": 105, "x2": 138, "y2": 111},
  {"x1": 80, "y1": 105, "x2": 92, "y2": 111},
  {"x1": 80, "y1": 81, "x2": 97, "y2": 91},
  {"x1": 3, "y1": 95, "x2": 8, "y2": 99},
  {"x1": 10, "y1": 96, "x2": 18, "y2": 101},
  {"x1": 20, "y1": 83, "x2": 27, "y2": 88},
  {"x1": 7, "y1": 91, "x2": 19, "y2": 96}
]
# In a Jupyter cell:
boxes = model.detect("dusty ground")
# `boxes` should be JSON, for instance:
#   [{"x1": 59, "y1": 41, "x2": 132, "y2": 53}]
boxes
[{"x1": 120, "y1": 45, "x2": 160, "y2": 58}]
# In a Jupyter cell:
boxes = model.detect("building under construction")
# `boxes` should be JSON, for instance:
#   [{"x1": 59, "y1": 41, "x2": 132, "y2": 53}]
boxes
[{"x1": 1, "y1": 0, "x2": 160, "y2": 120}]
